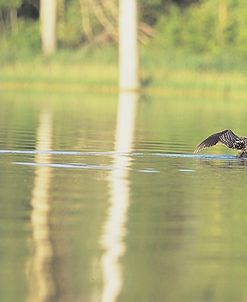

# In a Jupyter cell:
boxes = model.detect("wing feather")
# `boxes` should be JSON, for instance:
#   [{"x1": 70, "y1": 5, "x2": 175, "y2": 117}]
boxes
[{"x1": 194, "y1": 129, "x2": 240, "y2": 153}]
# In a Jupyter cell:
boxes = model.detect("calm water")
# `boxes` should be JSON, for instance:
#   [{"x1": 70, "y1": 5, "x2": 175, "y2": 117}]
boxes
[{"x1": 1, "y1": 91, "x2": 247, "y2": 302}]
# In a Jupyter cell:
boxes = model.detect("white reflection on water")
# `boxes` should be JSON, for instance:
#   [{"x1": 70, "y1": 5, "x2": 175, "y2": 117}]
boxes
[
  {"x1": 14, "y1": 162, "x2": 113, "y2": 170},
  {"x1": 100, "y1": 92, "x2": 138, "y2": 302},
  {"x1": 26, "y1": 111, "x2": 55, "y2": 302}
]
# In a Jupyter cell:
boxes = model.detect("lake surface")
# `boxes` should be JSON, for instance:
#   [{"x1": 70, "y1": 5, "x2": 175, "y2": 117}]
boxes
[{"x1": 1, "y1": 91, "x2": 247, "y2": 302}]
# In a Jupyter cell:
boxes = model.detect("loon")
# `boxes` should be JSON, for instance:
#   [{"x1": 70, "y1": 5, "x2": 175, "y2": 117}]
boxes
[{"x1": 194, "y1": 129, "x2": 247, "y2": 157}]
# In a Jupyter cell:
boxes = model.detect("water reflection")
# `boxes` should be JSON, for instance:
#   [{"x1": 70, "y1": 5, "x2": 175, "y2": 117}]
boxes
[
  {"x1": 26, "y1": 111, "x2": 55, "y2": 302},
  {"x1": 100, "y1": 92, "x2": 138, "y2": 302},
  {"x1": 2, "y1": 92, "x2": 247, "y2": 302}
]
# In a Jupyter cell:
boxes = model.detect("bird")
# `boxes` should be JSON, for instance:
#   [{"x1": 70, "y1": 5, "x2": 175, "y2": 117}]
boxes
[{"x1": 194, "y1": 129, "x2": 247, "y2": 157}]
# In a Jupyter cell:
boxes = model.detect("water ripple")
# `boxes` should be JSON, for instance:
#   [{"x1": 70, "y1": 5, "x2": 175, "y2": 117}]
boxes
[
  {"x1": 13, "y1": 162, "x2": 113, "y2": 170},
  {"x1": 0, "y1": 150, "x2": 115, "y2": 156},
  {"x1": 152, "y1": 153, "x2": 237, "y2": 160},
  {"x1": 0, "y1": 150, "x2": 144, "y2": 157}
]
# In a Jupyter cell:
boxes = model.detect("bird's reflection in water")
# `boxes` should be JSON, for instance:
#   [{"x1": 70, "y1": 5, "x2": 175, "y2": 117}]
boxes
[{"x1": 195, "y1": 155, "x2": 247, "y2": 169}]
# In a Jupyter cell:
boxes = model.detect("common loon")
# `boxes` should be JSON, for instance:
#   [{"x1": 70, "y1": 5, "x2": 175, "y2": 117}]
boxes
[{"x1": 195, "y1": 129, "x2": 247, "y2": 157}]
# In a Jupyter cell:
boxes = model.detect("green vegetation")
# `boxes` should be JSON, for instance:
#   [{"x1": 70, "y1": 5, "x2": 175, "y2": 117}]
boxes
[
  {"x1": 1, "y1": 0, "x2": 247, "y2": 90},
  {"x1": 2, "y1": 48, "x2": 247, "y2": 99}
]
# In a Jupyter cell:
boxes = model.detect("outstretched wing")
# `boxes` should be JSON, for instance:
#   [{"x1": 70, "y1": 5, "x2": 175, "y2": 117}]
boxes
[{"x1": 194, "y1": 129, "x2": 241, "y2": 153}]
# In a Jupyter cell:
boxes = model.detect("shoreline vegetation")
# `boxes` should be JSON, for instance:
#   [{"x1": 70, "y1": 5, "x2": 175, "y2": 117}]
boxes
[
  {"x1": 1, "y1": 0, "x2": 247, "y2": 95},
  {"x1": 1, "y1": 47, "x2": 247, "y2": 97}
]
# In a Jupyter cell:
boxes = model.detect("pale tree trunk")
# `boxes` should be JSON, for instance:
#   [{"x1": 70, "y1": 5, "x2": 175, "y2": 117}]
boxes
[
  {"x1": 40, "y1": 0, "x2": 57, "y2": 56},
  {"x1": 119, "y1": 0, "x2": 139, "y2": 91}
]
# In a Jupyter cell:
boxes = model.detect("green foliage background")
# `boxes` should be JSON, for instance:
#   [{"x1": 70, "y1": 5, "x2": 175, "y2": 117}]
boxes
[
  {"x1": 154, "y1": 0, "x2": 247, "y2": 57},
  {"x1": 0, "y1": 0, "x2": 247, "y2": 69}
]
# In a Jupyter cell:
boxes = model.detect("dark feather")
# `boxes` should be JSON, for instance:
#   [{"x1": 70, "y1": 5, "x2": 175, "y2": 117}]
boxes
[{"x1": 194, "y1": 129, "x2": 241, "y2": 153}]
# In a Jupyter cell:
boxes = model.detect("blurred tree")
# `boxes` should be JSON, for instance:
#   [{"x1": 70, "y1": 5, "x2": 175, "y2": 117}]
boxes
[
  {"x1": 57, "y1": 0, "x2": 153, "y2": 47},
  {"x1": 79, "y1": 0, "x2": 118, "y2": 44},
  {"x1": 0, "y1": 0, "x2": 21, "y2": 31},
  {"x1": 72, "y1": 0, "x2": 154, "y2": 46},
  {"x1": 0, "y1": 0, "x2": 201, "y2": 49},
  {"x1": 1, "y1": 0, "x2": 247, "y2": 60},
  {"x1": 40, "y1": 0, "x2": 57, "y2": 55},
  {"x1": 218, "y1": 0, "x2": 227, "y2": 47}
]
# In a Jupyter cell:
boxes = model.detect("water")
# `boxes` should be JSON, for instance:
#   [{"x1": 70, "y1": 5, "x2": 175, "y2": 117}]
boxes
[{"x1": 0, "y1": 91, "x2": 247, "y2": 302}]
